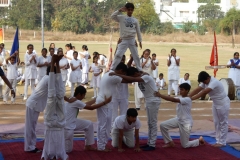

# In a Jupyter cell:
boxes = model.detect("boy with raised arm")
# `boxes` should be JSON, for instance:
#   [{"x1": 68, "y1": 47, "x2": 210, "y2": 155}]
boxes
[
  {"x1": 189, "y1": 71, "x2": 230, "y2": 147},
  {"x1": 111, "y1": 3, "x2": 142, "y2": 72},
  {"x1": 109, "y1": 67, "x2": 161, "y2": 151},
  {"x1": 112, "y1": 108, "x2": 141, "y2": 152},
  {"x1": 154, "y1": 83, "x2": 205, "y2": 148},
  {"x1": 64, "y1": 86, "x2": 112, "y2": 153},
  {"x1": 41, "y1": 55, "x2": 68, "y2": 160}
]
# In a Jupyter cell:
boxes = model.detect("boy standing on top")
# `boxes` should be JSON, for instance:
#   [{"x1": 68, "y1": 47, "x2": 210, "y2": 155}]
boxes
[{"x1": 111, "y1": 3, "x2": 142, "y2": 72}]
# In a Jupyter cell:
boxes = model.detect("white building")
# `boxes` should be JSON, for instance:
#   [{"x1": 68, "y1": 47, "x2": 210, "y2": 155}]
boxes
[
  {"x1": 0, "y1": 0, "x2": 10, "y2": 7},
  {"x1": 153, "y1": 0, "x2": 240, "y2": 28}
]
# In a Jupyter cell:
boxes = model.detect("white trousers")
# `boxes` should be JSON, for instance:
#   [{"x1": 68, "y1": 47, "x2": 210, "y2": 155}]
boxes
[
  {"x1": 111, "y1": 128, "x2": 135, "y2": 148},
  {"x1": 93, "y1": 87, "x2": 99, "y2": 97},
  {"x1": 112, "y1": 98, "x2": 129, "y2": 125},
  {"x1": 41, "y1": 128, "x2": 68, "y2": 160},
  {"x1": 134, "y1": 82, "x2": 145, "y2": 109},
  {"x1": 212, "y1": 105, "x2": 229, "y2": 145},
  {"x1": 111, "y1": 39, "x2": 142, "y2": 71},
  {"x1": 168, "y1": 80, "x2": 178, "y2": 95},
  {"x1": 82, "y1": 73, "x2": 88, "y2": 84},
  {"x1": 71, "y1": 82, "x2": 81, "y2": 97},
  {"x1": 24, "y1": 107, "x2": 40, "y2": 151},
  {"x1": 67, "y1": 69, "x2": 71, "y2": 87},
  {"x1": 160, "y1": 118, "x2": 199, "y2": 148},
  {"x1": 24, "y1": 79, "x2": 35, "y2": 99},
  {"x1": 97, "y1": 106, "x2": 112, "y2": 150},
  {"x1": 64, "y1": 119, "x2": 94, "y2": 153},
  {"x1": 3, "y1": 79, "x2": 17, "y2": 102},
  {"x1": 146, "y1": 100, "x2": 160, "y2": 147}
]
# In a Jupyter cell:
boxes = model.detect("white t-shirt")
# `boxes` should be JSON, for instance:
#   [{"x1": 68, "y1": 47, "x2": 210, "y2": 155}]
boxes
[
  {"x1": 156, "y1": 78, "x2": 166, "y2": 87},
  {"x1": 65, "y1": 100, "x2": 86, "y2": 130},
  {"x1": 6, "y1": 61, "x2": 18, "y2": 79},
  {"x1": 70, "y1": 59, "x2": 81, "y2": 72},
  {"x1": 97, "y1": 71, "x2": 122, "y2": 103},
  {"x1": 37, "y1": 56, "x2": 49, "y2": 77},
  {"x1": 66, "y1": 50, "x2": 74, "y2": 62},
  {"x1": 59, "y1": 57, "x2": 68, "y2": 75},
  {"x1": 91, "y1": 63, "x2": 101, "y2": 74},
  {"x1": 138, "y1": 75, "x2": 160, "y2": 102},
  {"x1": 113, "y1": 115, "x2": 141, "y2": 131},
  {"x1": 98, "y1": 55, "x2": 106, "y2": 65},
  {"x1": 199, "y1": 76, "x2": 228, "y2": 106},
  {"x1": 176, "y1": 97, "x2": 193, "y2": 126},
  {"x1": 179, "y1": 78, "x2": 191, "y2": 85},
  {"x1": 112, "y1": 83, "x2": 129, "y2": 99}
]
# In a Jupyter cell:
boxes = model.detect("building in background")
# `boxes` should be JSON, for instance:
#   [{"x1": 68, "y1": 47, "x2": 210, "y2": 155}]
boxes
[
  {"x1": 0, "y1": 0, "x2": 11, "y2": 7},
  {"x1": 153, "y1": 0, "x2": 240, "y2": 29}
]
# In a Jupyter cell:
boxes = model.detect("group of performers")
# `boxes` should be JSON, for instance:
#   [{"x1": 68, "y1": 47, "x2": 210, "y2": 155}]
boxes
[{"x1": 0, "y1": 2, "x2": 238, "y2": 160}]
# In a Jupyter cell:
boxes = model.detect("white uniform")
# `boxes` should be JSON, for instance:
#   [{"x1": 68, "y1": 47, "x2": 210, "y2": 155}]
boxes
[
  {"x1": 138, "y1": 75, "x2": 161, "y2": 147},
  {"x1": 59, "y1": 57, "x2": 69, "y2": 86},
  {"x1": 66, "y1": 50, "x2": 74, "y2": 87},
  {"x1": 110, "y1": 11, "x2": 142, "y2": 72},
  {"x1": 24, "y1": 52, "x2": 37, "y2": 99},
  {"x1": 112, "y1": 83, "x2": 129, "y2": 126},
  {"x1": 96, "y1": 71, "x2": 122, "y2": 150},
  {"x1": 41, "y1": 72, "x2": 68, "y2": 160},
  {"x1": 178, "y1": 78, "x2": 191, "y2": 85},
  {"x1": 168, "y1": 56, "x2": 180, "y2": 96},
  {"x1": 199, "y1": 77, "x2": 230, "y2": 145},
  {"x1": 91, "y1": 63, "x2": 102, "y2": 97},
  {"x1": 79, "y1": 51, "x2": 90, "y2": 84},
  {"x1": 160, "y1": 97, "x2": 200, "y2": 148},
  {"x1": 37, "y1": 56, "x2": 49, "y2": 82},
  {"x1": 111, "y1": 115, "x2": 141, "y2": 148},
  {"x1": 227, "y1": 59, "x2": 240, "y2": 88},
  {"x1": 69, "y1": 59, "x2": 82, "y2": 97},
  {"x1": 24, "y1": 75, "x2": 49, "y2": 151},
  {"x1": 98, "y1": 55, "x2": 107, "y2": 77},
  {"x1": 156, "y1": 78, "x2": 166, "y2": 90},
  {"x1": 134, "y1": 58, "x2": 153, "y2": 109},
  {"x1": 64, "y1": 100, "x2": 94, "y2": 153},
  {"x1": 152, "y1": 59, "x2": 159, "y2": 79},
  {"x1": 3, "y1": 61, "x2": 18, "y2": 102}
]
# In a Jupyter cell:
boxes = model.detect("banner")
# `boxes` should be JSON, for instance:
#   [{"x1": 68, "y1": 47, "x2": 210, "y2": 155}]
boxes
[
  {"x1": 10, "y1": 27, "x2": 19, "y2": 56},
  {"x1": 0, "y1": 28, "x2": 4, "y2": 43},
  {"x1": 209, "y1": 31, "x2": 218, "y2": 77}
]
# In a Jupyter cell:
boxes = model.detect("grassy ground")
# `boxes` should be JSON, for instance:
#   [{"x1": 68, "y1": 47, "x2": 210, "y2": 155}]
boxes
[{"x1": 2, "y1": 41, "x2": 238, "y2": 101}]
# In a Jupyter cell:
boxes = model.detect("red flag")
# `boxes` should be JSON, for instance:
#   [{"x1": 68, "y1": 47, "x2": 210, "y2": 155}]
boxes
[{"x1": 209, "y1": 31, "x2": 218, "y2": 77}]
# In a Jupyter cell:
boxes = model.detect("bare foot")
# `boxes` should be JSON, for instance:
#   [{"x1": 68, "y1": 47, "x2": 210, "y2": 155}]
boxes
[
  {"x1": 98, "y1": 148, "x2": 112, "y2": 152},
  {"x1": 213, "y1": 144, "x2": 224, "y2": 148},
  {"x1": 199, "y1": 136, "x2": 205, "y2": 145},
  {"x1": 162, "y1": 141, "x2": 175, "y2": 148},
  {"x1": 84, "y1": 145, "x2": 97, "y2": 151}
]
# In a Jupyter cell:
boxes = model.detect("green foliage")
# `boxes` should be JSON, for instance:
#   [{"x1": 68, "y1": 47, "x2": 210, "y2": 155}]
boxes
[
  {"x1": 219, "y1": 8, "x2": 240, "y2": 35},
  {"x1": 182, "y1": 21, "x2": 195, "y2": 33}
]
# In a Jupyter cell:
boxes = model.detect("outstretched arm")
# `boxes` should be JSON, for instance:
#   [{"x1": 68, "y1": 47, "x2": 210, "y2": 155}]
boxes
[
  {"x1": 188, "y1": 86, "x2": 203, "y2": 97},
  {"x1": 84, "y1": 96, "x2": 112, "y2": 110},
  {"x1": 154, "y1": 92, "x2": 180, "y2": 103},
  {"x1": 191, "y1": 88, "x2": 212, "y2": 101},
  {"x1": 109, "y1": 72, "x2": 144, "y2": 83}
]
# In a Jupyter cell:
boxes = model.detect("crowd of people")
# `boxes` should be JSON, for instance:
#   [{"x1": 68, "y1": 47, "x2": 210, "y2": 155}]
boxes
[{"x1": 0, "y1": 2, "x2": 238, "y2": 160}]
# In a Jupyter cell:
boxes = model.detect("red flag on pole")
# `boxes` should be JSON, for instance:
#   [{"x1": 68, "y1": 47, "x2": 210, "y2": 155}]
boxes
[{"x1": 209, "y1": 31, "x2": 218, "y2": 77}]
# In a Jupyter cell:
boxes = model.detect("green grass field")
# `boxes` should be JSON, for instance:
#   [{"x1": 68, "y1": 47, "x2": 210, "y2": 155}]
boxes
[{"x1": 2, "y1": 41, "x2": 237, "y2": 101}]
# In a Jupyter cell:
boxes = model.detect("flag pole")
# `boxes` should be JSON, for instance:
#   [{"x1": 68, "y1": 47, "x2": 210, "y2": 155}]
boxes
[{"x1": 41, "y1": 0, "x2": 44, "y2": 48}]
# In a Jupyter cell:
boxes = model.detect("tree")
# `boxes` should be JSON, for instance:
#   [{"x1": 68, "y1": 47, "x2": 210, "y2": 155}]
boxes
[
  {"x1": 198, "y1": 0, "x2": 220, "y2": 3},
  {"x1": 197, "y1": 2, "x2": 223, "y2": 32}
]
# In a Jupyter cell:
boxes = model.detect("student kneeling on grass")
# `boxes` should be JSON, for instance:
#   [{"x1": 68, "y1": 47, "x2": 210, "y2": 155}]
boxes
[
  {"x1": 112, "y1": 108, "x2": 141, "y2": 152},
  {"x1": 154, "y1": 83, "x2": 205, "y2": 148}
]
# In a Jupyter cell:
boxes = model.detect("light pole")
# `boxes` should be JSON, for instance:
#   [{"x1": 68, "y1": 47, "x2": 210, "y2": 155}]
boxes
[{"x1": 41, "y1": 0, "x2": 44, "y2": 48}]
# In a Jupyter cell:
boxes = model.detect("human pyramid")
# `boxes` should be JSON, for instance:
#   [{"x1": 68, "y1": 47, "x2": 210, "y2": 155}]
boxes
[{"x1": 0, "y1": 2, "x2": 227, "y2": 160}]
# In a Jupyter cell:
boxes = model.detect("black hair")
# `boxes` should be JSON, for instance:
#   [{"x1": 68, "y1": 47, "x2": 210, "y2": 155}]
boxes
[
  {"x1": 152, "y1": 53, "x2": 156, "y2": 57},
  {"x1": 93, "y1": 55, "x2": 98, "y2": 63},
  {"x1": 122, "y1": 55, "x2": 126, "y2": 58},
  {"x1": 125, "y1": 3, "x2": 134, "y2": 9},
  {"x1": 42, "y1": 48, "x2": 47, "y2": 53},
  {"x1": 185, "y1": 73, "x2": 190, "y2": 76},
  {"x1": 27, "y1": 44, "x2": 34, "y2": 49},
  {"x1": 49, "y1": 47, "x2": 54, "y2": 52},
  {"x1": 179, "y1": 83, "x2": 191, "y2": 91},
  {"x1": 74, "y1": 85, "x2": 87, "y2": 97},
  {"x1": 115, "y1": 62, "x2": 127, "y2": 72},
  {"x1": 126, "y1": 108, "x2": 138, "y2": 117},
  {"x1": 58, "y1": 48, "x2": 63, "y2": 52},
  {"x1": 0, "y1": 43, "x2": 4, "y2": 47},
  {"x1": 126, "y1": 67, "x2": 139, "y2": 76},
  {"x1": 234, "y1": 52, "x2": 239, "y2": 56},
  {"x1": 198, "y1": 71, "x2": 210, "y2": 83},
  {"x1": 93, "y1": 52, "x2": 99, "y2": 56},
  {"x1": 170, "y1": 48, "x2": 176, "y2": 53},
  {"x1": 82, "y1": 45, "x2": 88, "y2": 51},
  {"x1": 65, "y1": 43, "x2": 73, "y2": 50},
  {"x1": 73, "y1": 51, "x2": 78, "y2": 55},
  {"x1": 57, "y1": 50, "x2": 63, "y2": 55},
  {"x1": 49, "y1": 43, "x2": 55, "y2": 48},
  {"x1": 46, "y1": 66, "x2": 56, "y2": 75},
  {"x1": 141, "y1": 49, "x2": 151, "y2": 58},
  {"x1": 159, "y1": 73, "x2": 163, "y2": 77}
]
